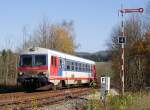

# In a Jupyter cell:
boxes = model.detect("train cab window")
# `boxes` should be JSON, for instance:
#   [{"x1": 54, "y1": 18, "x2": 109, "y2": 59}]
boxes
[
  {"x1": 21, "y1": 55, "x2": 32, "y2": 66},
  {"x1": 35, "y1": 55, "x2": 46, "y2": 66}
]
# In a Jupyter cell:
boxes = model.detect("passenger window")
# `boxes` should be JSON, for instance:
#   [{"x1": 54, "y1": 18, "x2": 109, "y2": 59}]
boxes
[
  {"x1": 79, "y1": 63, "x2": 81, "y2": 71},
  {"x1": 81, "y1": 64, "x2": 83, "y2": 72},
  {"x1": 66, "y1": 61, "x2": 70, "y2": 70},
  {"x1": 59, "y1": 58, "x2": 62, "y2": 68},
  {"x1": 87, "y1": 65, "x2": 89, "y2": 72},
  {"x1": 60, "y1": 58, "x2": 62, "y2": 65},
  {"x1": 84, "y1": 64, "x2": 86, "y2": 72},
  {"x1": 75, "y1": 62, "x2": 78, "y2": 71},
  {"x1": 86, "y1": 64, "x2": 88, "y2": 72},
  {"x1": 71, "y1": 62, "x2": 74, "y2": 71},
  {"x1": 87, "y1": 65, "x2": 90, "y2": 72},
  {"x1": 82, "y1": 64, "x2": 84, "y2": 72},
  {"x1": 89, "y1": 65, "x2": 91, "y2": 72}
]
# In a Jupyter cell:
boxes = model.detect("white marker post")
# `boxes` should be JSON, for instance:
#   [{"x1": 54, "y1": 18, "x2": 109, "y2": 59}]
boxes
[{"x1": 100, "y1": 75, "x2": 110, "y2": 102}]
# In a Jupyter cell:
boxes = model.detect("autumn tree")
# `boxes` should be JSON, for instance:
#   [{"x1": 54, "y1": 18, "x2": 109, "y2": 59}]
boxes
[
  {"x1": 142, "y1": 31, "x2": 150, "y2": 87},
  {"x1": 21, "y1": 20, "x2": 77, "y2": 54},
  {"x1": 109, "y1": 16, "x2": 147, "y2": 91},
  {"x1": 139, "y1": 0, "x2": 150, "y2": 87}
]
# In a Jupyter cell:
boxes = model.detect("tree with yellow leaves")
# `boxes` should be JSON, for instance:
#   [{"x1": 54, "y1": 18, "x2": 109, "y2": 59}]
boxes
[{"x1": 21, "y1": 19, "x2": 77, "y2": 54}]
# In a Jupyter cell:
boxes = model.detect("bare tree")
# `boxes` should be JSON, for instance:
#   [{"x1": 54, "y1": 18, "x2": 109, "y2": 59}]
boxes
[
  {"x1": 20, "y1": 20, "x2": 77, "y2": 54},
  {"x1": 0, "y1": 49, "x2": 17, "y2": 87}
]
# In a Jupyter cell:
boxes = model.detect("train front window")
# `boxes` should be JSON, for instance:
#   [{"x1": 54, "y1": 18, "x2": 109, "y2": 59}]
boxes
[
  {"x1": 21, "y1": 55, "x2": 32, "y2": 66},
  {"x1": 35, "y1": 55, "x2": 46, "y2": 66}
]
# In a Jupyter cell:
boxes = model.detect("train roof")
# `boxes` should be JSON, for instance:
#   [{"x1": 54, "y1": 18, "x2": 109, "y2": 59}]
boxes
[{"x1": 20, "y1": 47, "x2": 95, "y2": 64}]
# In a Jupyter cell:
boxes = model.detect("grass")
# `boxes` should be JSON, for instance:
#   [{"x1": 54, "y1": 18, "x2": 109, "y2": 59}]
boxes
[
  {"x1": 107, "y1": 93, "x2": 134, "y2": 110},
  {"x1": 82, "y1": 91, "x2": 150, "y2": 110},
  {"x1": 127, "y1": 92, "x2": 150, "y2": 110},
  {"x1": 96, "y1": 62, "x2": 112, "y2": 77},
  {"x1": 82, "y1": 99, "x2": 103, "y2": 110},
  {"x1": 96, "y1": 62, "x2": 112, "y2": 86}
]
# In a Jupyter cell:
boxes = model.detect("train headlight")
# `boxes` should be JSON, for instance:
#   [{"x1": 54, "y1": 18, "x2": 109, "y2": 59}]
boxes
[
  {"x1": 18, "y1": 72, "x2": 24, "y2": 76},
  {"x1": 43, "y1": 72, "x2": 49, "y2": 77}
]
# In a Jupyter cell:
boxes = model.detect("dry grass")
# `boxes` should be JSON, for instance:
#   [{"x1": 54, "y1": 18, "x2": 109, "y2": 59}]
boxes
[
  {"x1": 96, "y1": 62, "x2": 112, "y2": 87},
  {"x1": 127, "y1": 92, "x2": 150, "y2": 110},
  {"x1": 96, "y1": 62, "x2": 112, "y2": 78},
  {"x1": 82, "y1": 91, "x2": 150, "y2": 110}
]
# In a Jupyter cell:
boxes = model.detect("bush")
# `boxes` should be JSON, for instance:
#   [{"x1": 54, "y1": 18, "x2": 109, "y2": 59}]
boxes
[
  {"x1": 82, "y1": 90, "x2": 134, "y2": 110},
  {"x1": 107, "y1": 94, "x2": 134, "y2": 110}
]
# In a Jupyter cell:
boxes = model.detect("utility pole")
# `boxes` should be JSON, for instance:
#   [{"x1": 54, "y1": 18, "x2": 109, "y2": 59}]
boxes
[{"x1": 119, "y1": 7, "x2": 144, "y2": 95}]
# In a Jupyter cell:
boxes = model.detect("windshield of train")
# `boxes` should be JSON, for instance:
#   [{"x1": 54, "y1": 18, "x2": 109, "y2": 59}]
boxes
[
  {"x1": 35, "y1": 55, "x2": 46, "y2": 66},
  {"x1": 20, "y1": 55, "x2": 32, "y2": 66}
]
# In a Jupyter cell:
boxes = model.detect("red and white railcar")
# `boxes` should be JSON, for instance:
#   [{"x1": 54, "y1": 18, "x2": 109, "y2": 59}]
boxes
[{"x1": 17, "y1": 47, "x2": 96, "y2": 89}]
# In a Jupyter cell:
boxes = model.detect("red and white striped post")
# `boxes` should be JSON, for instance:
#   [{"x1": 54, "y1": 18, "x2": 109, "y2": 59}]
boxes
[
  {"x1": 121, "y1": 10, "x2": 125, "y2": 95},
  {"x1": 119, "y1": 7, "x2": 144, "y2": 95}
]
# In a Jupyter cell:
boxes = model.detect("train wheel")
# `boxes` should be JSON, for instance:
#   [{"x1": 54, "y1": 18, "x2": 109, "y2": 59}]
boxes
[
  {"x1": 62, "y1": 80, "x2": 66, "y2": 87},
  {"x1": 35, "y1": 80, "x2": 38, "y2": 88},
  {"x1": 49, "y1": 83, "x2": 56, "y2": 90},
  {"x1": 38, "y1": 81, "x2": 41, "y2": 88},
  {"x1": 89, "y1": 80, "x2": 96, "y2": 88},
  {"x1": 57, "y1": 81, "x2": 63, "y2": 90},
  {"x1": 52, "y1": 85, "x2": 56, "y2": 90},
  {"x1": 23, "y1": 81, "x2": 28, "y2": 90}
]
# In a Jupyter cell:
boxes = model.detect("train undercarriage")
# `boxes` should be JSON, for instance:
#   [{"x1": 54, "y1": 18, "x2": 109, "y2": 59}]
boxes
[{"x1": 17, "y1": 76, "x2": 93, "y2": 91}]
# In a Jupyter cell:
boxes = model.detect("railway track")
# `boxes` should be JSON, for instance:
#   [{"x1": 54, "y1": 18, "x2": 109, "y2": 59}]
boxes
[{"x1": 0, "y1": 87, "x2": 91, "y2": 110}]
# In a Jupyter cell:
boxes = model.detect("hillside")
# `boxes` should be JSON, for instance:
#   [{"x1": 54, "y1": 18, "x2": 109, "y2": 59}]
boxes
[{"x1": 76, "y1": 50, "x2": 111, "y2": 62}]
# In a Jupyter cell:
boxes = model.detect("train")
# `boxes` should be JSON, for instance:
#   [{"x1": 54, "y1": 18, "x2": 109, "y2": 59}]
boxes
[{"x1": 17, "y1": 47, "x2": 96, "y2": 90}]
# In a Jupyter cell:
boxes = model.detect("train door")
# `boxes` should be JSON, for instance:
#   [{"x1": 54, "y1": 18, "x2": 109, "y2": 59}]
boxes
[
  {"x1": 58, "y1": 58, "x2": 62, "y2": 76},
  {"x1": 50, "y1": 56, "x2": 58, "y2": 76},
  {"x1": 58, "y1": 58, "x2": 65, "y2": 76}
]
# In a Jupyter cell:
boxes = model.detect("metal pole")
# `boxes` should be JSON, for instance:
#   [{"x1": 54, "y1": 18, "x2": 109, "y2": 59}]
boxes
[
  {"x1": 121, "y1": 10, "x2": 125, "y2": 95},
  {"x1": 119, "y1": 7, "x2": 143, "y2": 95}
]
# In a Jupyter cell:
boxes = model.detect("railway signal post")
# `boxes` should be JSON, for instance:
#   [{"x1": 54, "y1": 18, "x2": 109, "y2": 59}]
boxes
[{"x1": 119, "y1": 7, "x2": 144, "y2": 95}]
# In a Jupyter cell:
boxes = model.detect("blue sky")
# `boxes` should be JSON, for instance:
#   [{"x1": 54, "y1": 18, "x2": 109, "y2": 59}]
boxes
[{"x1": 0, "y1": 0, "x2": 149, "y2": 52}]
